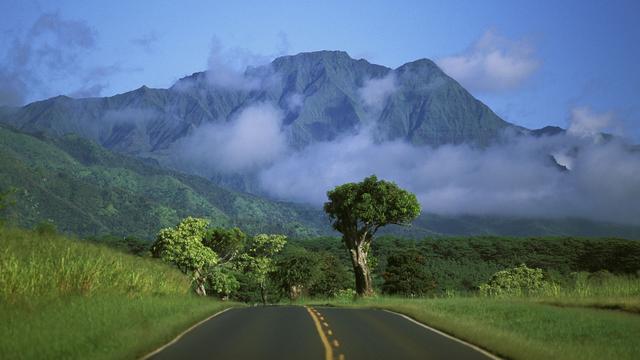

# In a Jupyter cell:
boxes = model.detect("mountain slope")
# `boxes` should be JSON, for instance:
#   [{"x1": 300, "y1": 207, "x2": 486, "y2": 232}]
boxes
[{"x1": 0, "y1": 124, "x2": 328, "y2": 238}]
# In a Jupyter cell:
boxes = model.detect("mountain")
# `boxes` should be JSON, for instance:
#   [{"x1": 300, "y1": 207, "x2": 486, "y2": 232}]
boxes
[
  {"x1": 1, "y1": 50, "x2": 638, "y2": 239},
  {"x1": 0, "y1": 51, "x2": 514, "y2": 183}
]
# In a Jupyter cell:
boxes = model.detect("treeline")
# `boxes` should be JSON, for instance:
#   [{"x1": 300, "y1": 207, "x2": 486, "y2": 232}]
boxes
[{"x1": 84, "y1": 225, "x2": 640, "y2": 301}]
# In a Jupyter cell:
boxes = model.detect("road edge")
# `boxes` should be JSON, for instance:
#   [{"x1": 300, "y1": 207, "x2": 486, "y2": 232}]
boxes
[
  {"x1": 382, "y1": 309, "x2": 503, "y2": 360},
  {"x1": 139, "y1": 307, "x2": 234, "y2": 360}
]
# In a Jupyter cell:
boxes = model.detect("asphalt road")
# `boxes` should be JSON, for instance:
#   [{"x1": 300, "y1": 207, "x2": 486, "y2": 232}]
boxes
[{"x1": 147, "y1": 306, "x2": 496, "y2": 360}]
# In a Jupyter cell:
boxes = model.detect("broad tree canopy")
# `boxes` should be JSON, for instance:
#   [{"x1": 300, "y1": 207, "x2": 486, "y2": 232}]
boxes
[{"x1": 324, "y1": 175, "x2": 421, "y2": 242}]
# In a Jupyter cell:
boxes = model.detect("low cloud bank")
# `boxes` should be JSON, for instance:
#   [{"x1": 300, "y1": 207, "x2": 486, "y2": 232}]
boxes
[
  {"x1": 171, "y1": 97, "x2": 640, "y2": 226},
  {"x1": 258, "y1": 126, "x2": 640, "y2": 226}
]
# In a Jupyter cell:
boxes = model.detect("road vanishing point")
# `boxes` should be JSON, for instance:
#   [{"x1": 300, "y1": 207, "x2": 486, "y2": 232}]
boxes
[{"x1": 145, "y1": 306, "x2": 498, "y2": 360}]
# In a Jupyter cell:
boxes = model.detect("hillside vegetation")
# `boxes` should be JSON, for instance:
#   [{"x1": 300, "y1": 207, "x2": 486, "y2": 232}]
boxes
[
  {"x1": 0, "y1": 226, "x2": 236, "y2": 359},
  {"x1": 0, "y1": 124, "x2": 326, "y2": 238}
]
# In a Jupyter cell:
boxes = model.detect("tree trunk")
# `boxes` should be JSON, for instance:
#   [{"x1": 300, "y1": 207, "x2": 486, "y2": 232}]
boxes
[
  {"x1": 260, "y1": 282, "x2": 267, "y2": 306},
  {"x1": 349, "y1": 243, "x2": 374, "y2": 297},
  {"x1": 194, "y1": 269, "x2": 207, "y2": 296}
]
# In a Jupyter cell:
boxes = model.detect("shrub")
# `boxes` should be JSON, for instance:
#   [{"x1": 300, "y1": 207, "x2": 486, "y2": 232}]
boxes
[{"x1": 479, "y1": 264, "x2": 555, "y2": 297}]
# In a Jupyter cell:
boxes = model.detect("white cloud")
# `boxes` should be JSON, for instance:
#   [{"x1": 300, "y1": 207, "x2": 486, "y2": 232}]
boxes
[
  {"x1": 568, "y1": 106, "x2": 620, "y2": 138},
  {"x1": 205, "y1": 37, "x2": 275, "y2": 91},
  {"x1": 175, "y1": 102, "x2": 287, "y2": 174},
  {"x1": 358, "y1": 72, "x2": 397, "y2": 111},
  {"x1": 437, "y1": 30, "x2": 540, "y2": 92}
]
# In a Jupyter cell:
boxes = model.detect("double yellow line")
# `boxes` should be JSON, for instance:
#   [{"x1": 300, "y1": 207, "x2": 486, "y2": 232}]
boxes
[{"x1": 305, "y1": 306, "x2": 345, "y2": 360}]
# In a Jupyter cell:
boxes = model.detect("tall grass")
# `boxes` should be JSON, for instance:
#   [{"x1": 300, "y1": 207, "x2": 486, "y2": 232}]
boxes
[
  {"x1": 0, "y1": 227, "x2": 188, "y2": 304},
  {"x1": 0, "y1": 227, "x2": 236, "y2": 359},
  {"x1": 528, "y1": 273, "x2": 640, "y2": 313}
]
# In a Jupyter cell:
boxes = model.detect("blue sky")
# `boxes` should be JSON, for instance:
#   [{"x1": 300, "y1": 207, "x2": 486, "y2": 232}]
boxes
[{"x1": 1, "y1": 0, "x2": 639, "y2": 137}]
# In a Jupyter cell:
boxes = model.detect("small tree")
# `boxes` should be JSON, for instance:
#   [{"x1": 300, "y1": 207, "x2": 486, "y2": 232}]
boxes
[
  {"x1": 151, "y1": 217, "x2": 218, "y2": 296},
  {"x1": 238, "y1": 234, "x2": 287, "y2": 305},
  {"x1": 324, "y1": 175, "x2": 420, "y2": 296}
]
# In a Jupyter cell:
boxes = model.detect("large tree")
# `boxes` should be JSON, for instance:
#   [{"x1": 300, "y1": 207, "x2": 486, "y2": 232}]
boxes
[{"x1": 324, "y1": 175, "x2": 420, "y2": 296}]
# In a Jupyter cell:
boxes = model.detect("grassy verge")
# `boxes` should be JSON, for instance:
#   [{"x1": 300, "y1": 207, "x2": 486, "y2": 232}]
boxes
[
  {"x1": 298, "y1": 295, "x2": 640, "y2": 360},
  {"x1": 1, "y1": 295, "x2": 233, "y2": 359},
  {"x1": 327, "y1": 296, "x2": 640, "y2": 360},
  {"x1": 0, "y1": 227, "x2": 238, "y2": 359}
]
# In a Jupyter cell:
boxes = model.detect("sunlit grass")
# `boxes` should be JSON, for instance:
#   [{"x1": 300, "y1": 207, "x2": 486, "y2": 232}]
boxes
[
  {"x1": 0, "y1": 227, "x2": 237, "y2": 359},
  {"x1": 303, "y1": 295, "x2": 640, "y2": 360},
  {"x1": 0, "y1": 227, "x2": 189, "y2": 303},
  {"x1": 294, "y1": 275, "x2": 640, "y2": 360}
]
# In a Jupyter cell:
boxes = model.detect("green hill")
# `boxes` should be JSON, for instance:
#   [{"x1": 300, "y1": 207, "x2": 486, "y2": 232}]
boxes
[{"x1": 0, "y1": 124, "x2": 328, "y2": 239}]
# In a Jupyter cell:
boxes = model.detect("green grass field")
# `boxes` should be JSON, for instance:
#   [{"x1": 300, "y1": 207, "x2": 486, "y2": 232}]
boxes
[{"x1": 0, "y1": 227, "x2": 237, "y2": 359}]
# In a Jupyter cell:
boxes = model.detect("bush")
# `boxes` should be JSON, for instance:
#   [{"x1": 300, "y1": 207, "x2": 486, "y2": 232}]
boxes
[{"x1": 479, "y1": 264, "x2": 555, "y2": 297}]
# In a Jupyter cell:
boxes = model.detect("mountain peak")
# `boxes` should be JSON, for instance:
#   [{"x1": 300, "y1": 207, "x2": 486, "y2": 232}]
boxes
[{"x1": 276, "y1": 50, "x2": 352, "y2": 61}]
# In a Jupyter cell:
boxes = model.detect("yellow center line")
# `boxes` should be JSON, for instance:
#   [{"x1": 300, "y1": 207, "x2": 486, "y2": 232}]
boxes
[
  {"x1": 338, "y1": 354, "x2": 345, "y2": 360},
  {"x1": 305, "y1": 306, "x2": 334, "y2": 360},
  {"x1": 327, "y1": 329, "x2": 333, "y2": 336},
  {"x1": 332, "y1": 339, "x2": 340, "y2": 348}
]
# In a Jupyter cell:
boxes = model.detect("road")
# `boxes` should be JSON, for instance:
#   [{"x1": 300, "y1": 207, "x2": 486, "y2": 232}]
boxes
[{"x1": 146, "y1": 306, "x2": 497, "y2": 360}]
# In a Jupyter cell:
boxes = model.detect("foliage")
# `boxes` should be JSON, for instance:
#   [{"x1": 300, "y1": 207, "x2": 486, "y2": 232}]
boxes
[
  {"x1": 382, "y1": 249, "x2": 436, "y2": 296},
  {"x1": 237, "y1": 234, "x2": 287, "y2": 304},
  {"x1": 207, "y1": 265, "x2": 240, "y2": 298},
  {"x1": 324, "y1": 175, "x2": 420, "y2": 296},
  {"x1": 204, "y1": 227, "x2": 246, "y2": 262},
  {"x1": 151, "y1": 217, "x2": 218, "y2": 295},
  {"x1": 479, "y1": 264, "x2": 552, "y2": 297},
  {"x1": 324, "y1": 175, "x2": 421, "y2": 236},
  {"x1": 308, "y1": 252, "x2": 353, "y2": 297},
  {"x1": 272, "y1": 246, "x2": 322, "y2": 300}
]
